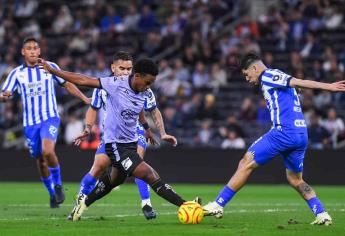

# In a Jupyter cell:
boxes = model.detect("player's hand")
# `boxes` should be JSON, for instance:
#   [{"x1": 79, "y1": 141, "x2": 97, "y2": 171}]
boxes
[
  {"x1": 145, "y1": 128, "x2": 158, "y2": 145},
  {"x1": 74, "y1": 128, "x2": 91, "y2": 146},
  {"x1": 329, "y1": 80, "x2": 345, "y2": 92},
  {"x1": 161, "y1": 134, "x2": 178, "y2": 147},
  {"x1": 37, "y1": 58, "x2": 52, "y2": 72},
  {"x1": 0, "y1": 91, "x2": 12, "y2": 102}
]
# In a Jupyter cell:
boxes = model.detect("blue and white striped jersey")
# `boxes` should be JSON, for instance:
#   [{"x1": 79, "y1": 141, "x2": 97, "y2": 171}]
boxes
[
  {"x1": 259, "y1": 69, "x2": 307, "y2": 132},
  {"x1": 2, "y1": 62, "x2": 65, "y2": 127}
]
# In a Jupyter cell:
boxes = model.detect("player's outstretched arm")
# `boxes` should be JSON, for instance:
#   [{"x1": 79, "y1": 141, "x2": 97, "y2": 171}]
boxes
[
  {"x1": 74, "y1": 107, "x2": 98, "y2": 146},
  {"x1": 150, "y1": 108, "x2": 177, "y2": 146},
  {"x1": 290, "y1": 78, "x2": 345, "y2": 92},
  {"x1": 38, "y1": 58, "x2": 101, "y2": 88},
  {"x1": 63, "y1": 82, "x2": 91, "y2": 105}
]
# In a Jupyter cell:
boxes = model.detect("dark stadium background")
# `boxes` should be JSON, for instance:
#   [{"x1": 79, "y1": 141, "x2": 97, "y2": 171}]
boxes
[{"x1": 0, "y1": 0, "x2": 345, "y2": 183}]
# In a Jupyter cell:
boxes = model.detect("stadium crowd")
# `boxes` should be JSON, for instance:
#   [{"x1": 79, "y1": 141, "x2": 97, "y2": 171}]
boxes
[{"x1": 0, "y1": 0, "x2": 345, "y2": 149}]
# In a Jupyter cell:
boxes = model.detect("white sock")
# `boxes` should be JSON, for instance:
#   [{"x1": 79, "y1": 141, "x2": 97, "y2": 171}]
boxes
[{"x1": 141, "y1": 199, "x2": 152, "y2": 208}]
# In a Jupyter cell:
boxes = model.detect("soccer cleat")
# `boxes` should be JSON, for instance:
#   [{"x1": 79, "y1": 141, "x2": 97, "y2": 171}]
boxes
[
  {"x1": 142, "y1": 204, "x2": 157, "y2": 220},
  {"x1": 193, "y1": 196, "x2": 202, "y2": 205},
  {"x1": 54, "y1": 184, "x2": 65, "y2": 204},
  {"x1": 203, "y1": 201, "x2": 224, "y2": 218},
  {"x1": 50, "y1": 195, "x2": 59, "y2": 208},
  {"x1": 311, "y1": 212, "x2": 332, "y2": 226},
  {"x1": 70, "y1": 193, "x2": 88, "y2": 221}
]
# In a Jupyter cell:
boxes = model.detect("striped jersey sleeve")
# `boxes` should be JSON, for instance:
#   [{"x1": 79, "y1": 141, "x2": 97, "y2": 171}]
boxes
[
  {"x1": 260, "y1": 69, "x2": 292, "y2": 88},
  {"x1": 2, "y1": 67, "x2": 19, "y2": 92},
  {"x1": 91, "y1": 88, "x2": 103, "y2": 109},
  {"x1": 48, "y1": 62, "x2": 66, "y2": 85},
  {"x1": 143, "y1": 88, "x2": 157, "y2": 111}
]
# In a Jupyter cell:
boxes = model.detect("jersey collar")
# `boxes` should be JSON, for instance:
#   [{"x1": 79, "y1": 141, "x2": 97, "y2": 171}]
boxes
[
  {"x1": 258, "y1": 69, "x2": 268, "y2": 85},
  {"x1": 128, "y1": 74, "x2": 139, "y2": 94}
]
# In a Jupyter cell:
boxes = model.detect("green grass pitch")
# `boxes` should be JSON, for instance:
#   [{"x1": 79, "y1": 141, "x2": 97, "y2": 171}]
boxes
[{"x1": 0, "y1": 183, "x2": 344, "y2": 236}]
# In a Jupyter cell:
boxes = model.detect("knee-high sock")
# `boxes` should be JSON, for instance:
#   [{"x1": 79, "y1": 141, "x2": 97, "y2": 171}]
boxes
[
  {"x1": 80, "y1": 173, "x2": 97, "y2": 195},
  {"x1": 135, "y1": 178, "x2": 150, "y2": 200},
  {"x1": 41, "y1": 175, "x2": 55, "y2": 197},
  {"x1": 150, "y1": 178, "x2": 185, "y2": 206},
  {"x1": 48, "y1": 165, "x2": 62, "y2": 186}
]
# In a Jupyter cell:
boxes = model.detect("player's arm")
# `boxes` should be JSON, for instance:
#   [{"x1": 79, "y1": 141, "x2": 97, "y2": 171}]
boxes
[
  {"x1": 0, "y1": 69, "x2": 18, "y2": 102},
  {"x1": 139, "y1": 110, "x2": 157, "y2": 145},
  {"x1": 38, "y1": 58, "x2": 101, "y2": 88},
  {"x1": 63, "y1": 82, "x2": 91, "y2": 104},
  {"x1": 289, "y1": 78, "x2": 345, "y2": 92},
  {"x1": 150, "y1": 107, "x2": 177, "y2": 146},
  {"x1": 74, "y1": 106, "x2": 98, "y2": 146}
]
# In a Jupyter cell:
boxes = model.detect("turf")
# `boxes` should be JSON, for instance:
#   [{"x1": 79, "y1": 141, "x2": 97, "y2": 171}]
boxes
[{"x1": 0, "y1": 183, "x2": 344, "y2": 236}]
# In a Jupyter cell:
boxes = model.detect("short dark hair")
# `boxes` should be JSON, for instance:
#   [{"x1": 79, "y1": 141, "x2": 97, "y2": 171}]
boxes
[
  {"x1": 240, "y1": 53, "x2": 261, "y2": 70},
  {"x1": 113, "y1": 51, "x2": 133, "y2": 62},
  {"x1": 133, "y1": 58, "x2": 158, "y2": 76},
  {"x1": 22, "y1": 37, "x2": 39, "y2": 47}
]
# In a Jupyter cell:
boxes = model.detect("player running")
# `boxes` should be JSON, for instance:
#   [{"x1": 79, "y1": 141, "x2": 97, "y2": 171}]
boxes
[
  {"x1": 203, "y1": 53, "x2": 345, "y2": 225},
  {"x1": 38, "y1": 57, "x2": 198, "y2": 220},
  {"x1": 0, "y1": 37, "x2": 89, "y2": 208},
  {"x1": 69, "y1": 51, "x2": 176, "y2": 220}
]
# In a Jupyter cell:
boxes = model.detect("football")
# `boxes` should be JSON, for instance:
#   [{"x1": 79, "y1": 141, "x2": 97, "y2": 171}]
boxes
[{"x1": 178, "y1": 201, "x2": 204, "y2": 224}]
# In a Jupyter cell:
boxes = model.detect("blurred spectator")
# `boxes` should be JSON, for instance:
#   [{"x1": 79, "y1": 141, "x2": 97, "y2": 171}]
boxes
[
  {"x1": 64, "y1": 114, "x2": 83, "y2": 145},
  {"x1": 194, "y1": 120, "x2": 213, "y2": 146},
  {"x1": 235, "y1": 15, "x2": 260, "y2": 38},
  {"x1": 192, "y1": 61, "x2": 210, "y2": 88},
  {"x1": 300, "y1": 32, "x2": 321, "y2": 59},
  {"x1": 100, "y1": 6, "x2": 122, "y2": 32},
  {"x1": 197, "y1": 94, "x2": 220, "y2": 120},
  {"x1": 221, "y1": 130, "x2": 245, "y2": 149},
  {"x1": 225, "y1": 115, "x2": 245, "y2": 138},
  {"x1": 123, "y1": 4, "x2": 140, "y2": 31},
  {"x1": 323, "y1": 5, "x2": 343, "y2": 29},
  {"x1": 138, "y1": 5, "x2": 158, "y2": 33},
  {"x1": 321, "y1": 108, "x2": 345, "y2": 147},
  {"x1": 209, "y1": 63, "x2": 227, "y2": 91},
  {"x1": 308, "y1": 111, "x2": 331, "y2": 149},
  {"x1": 173, "y1": 58, "x2": 190, "y2": 83},
  {"x1": 52, "y1": 5, "x2": 73, "y2": 34},
  {"x1": 14, "y1": 0, "x2": 38, "y2": 18},
  {"x1": 239, "y1": 98, "x2": 256, "y2": 122}
]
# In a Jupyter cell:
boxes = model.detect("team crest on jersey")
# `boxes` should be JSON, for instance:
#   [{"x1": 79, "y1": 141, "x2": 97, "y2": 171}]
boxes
[
  {"x1": 121, "y1": 157, "x2": 133, "y2": 170},
  {"x1": 49, "y1": 125, "x2": 58, "y2": 136}
]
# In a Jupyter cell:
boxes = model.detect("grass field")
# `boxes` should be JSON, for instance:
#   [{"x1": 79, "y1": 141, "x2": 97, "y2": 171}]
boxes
[{"x1": 0, "y1": 183, "x2": 344, "y2": 236}]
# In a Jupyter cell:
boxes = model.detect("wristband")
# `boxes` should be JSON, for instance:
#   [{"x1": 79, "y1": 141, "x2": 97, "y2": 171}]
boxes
[{"x1": 142, "y1": 122, "x2": 150, "y2": 130}]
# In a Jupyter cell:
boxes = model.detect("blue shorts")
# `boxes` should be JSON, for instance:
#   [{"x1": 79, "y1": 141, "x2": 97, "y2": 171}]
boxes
[
  {"x1": 248, "y1": 128, "x2": 308, "y2": 173},
  {"x1": 95, "y1": 139, "x2": 106, "y2": 155},
  {"x1": 24, "y1": 117, "x2": 60, "y2": 158}
]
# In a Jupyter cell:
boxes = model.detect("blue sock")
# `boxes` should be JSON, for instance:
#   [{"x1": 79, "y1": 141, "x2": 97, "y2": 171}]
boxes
[
  {"x1": 215, "y1": 186, "x2": 236, "y2": 207},
  {"x1": 48, "y1": 165, "x2": 62, "y2": 186},
  {"x1": 41, "y1": 175, "x2": 55, "y2": 197},
  {"x1": 80, "y1": 173, "x2": 98, "y2": 195},
  {"x1": 135, "y1": 178, "x2": 150, "y2": 200},
  {"x1": 307, "y1": 197, "x2": 325, "y2": 216}
]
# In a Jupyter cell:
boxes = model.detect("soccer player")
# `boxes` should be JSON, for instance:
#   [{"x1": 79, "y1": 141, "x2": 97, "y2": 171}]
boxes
[
  {"x1": 0, "y1": 37, "x2": 90, "y2": 208},
  {"x1": 38, "y1": 57, "x2": 196, "y2": 220},
  {"x1": 203, "y1": 53, "x2": 345, "y2": 225},
  {"x1": 70, "y1": 51, "x2": 176, "y2": 220}
]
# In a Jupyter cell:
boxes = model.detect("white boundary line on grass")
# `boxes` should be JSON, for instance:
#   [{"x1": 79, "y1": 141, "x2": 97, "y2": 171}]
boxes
[{"x1": 0, "y1": 208, "x2": 344, "y2": 221}]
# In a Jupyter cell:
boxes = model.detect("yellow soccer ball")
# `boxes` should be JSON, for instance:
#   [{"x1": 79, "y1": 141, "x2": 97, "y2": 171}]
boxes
[{"x1": 178, "y1": 201, "x2": 204, "y2": 224}]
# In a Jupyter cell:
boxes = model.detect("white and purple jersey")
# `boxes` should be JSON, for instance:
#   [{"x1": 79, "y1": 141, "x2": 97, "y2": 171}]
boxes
[
  {"x1": 98, "y1": 75, "x2": 157, "y2": 143},
  {"x1": 259, "y1": 68, "x2": 307, "y2": 133},
  {"x1": 1, "y1": 62, "x2": 65, "y2": 126}
]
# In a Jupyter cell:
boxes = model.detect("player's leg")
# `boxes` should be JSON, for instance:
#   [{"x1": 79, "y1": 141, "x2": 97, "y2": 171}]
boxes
[
  {"x1": 24, "y1": 124, "x2": 58, "y2": 208},
  {"x1": 70, "y1": 166, "x2": 126, "y2": 221},
  {"x1": 109, "y1": 142, "x2": 187, "y2": 207},
  {"x1": 284, "y1": 143, "x2": 332, "y2": 225},
  {"x1": 204, "y1": 130, "x2": 278, "y2": 218},
  {"x1": 79, "y1": 141, "x2": 110, "y2": 196},
  {"x1": 40, "y1": 117, "x2": 64, "y2": 204},
  {"x1": 135, "y1": 136, "x2": 156, "y2": 219}
]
